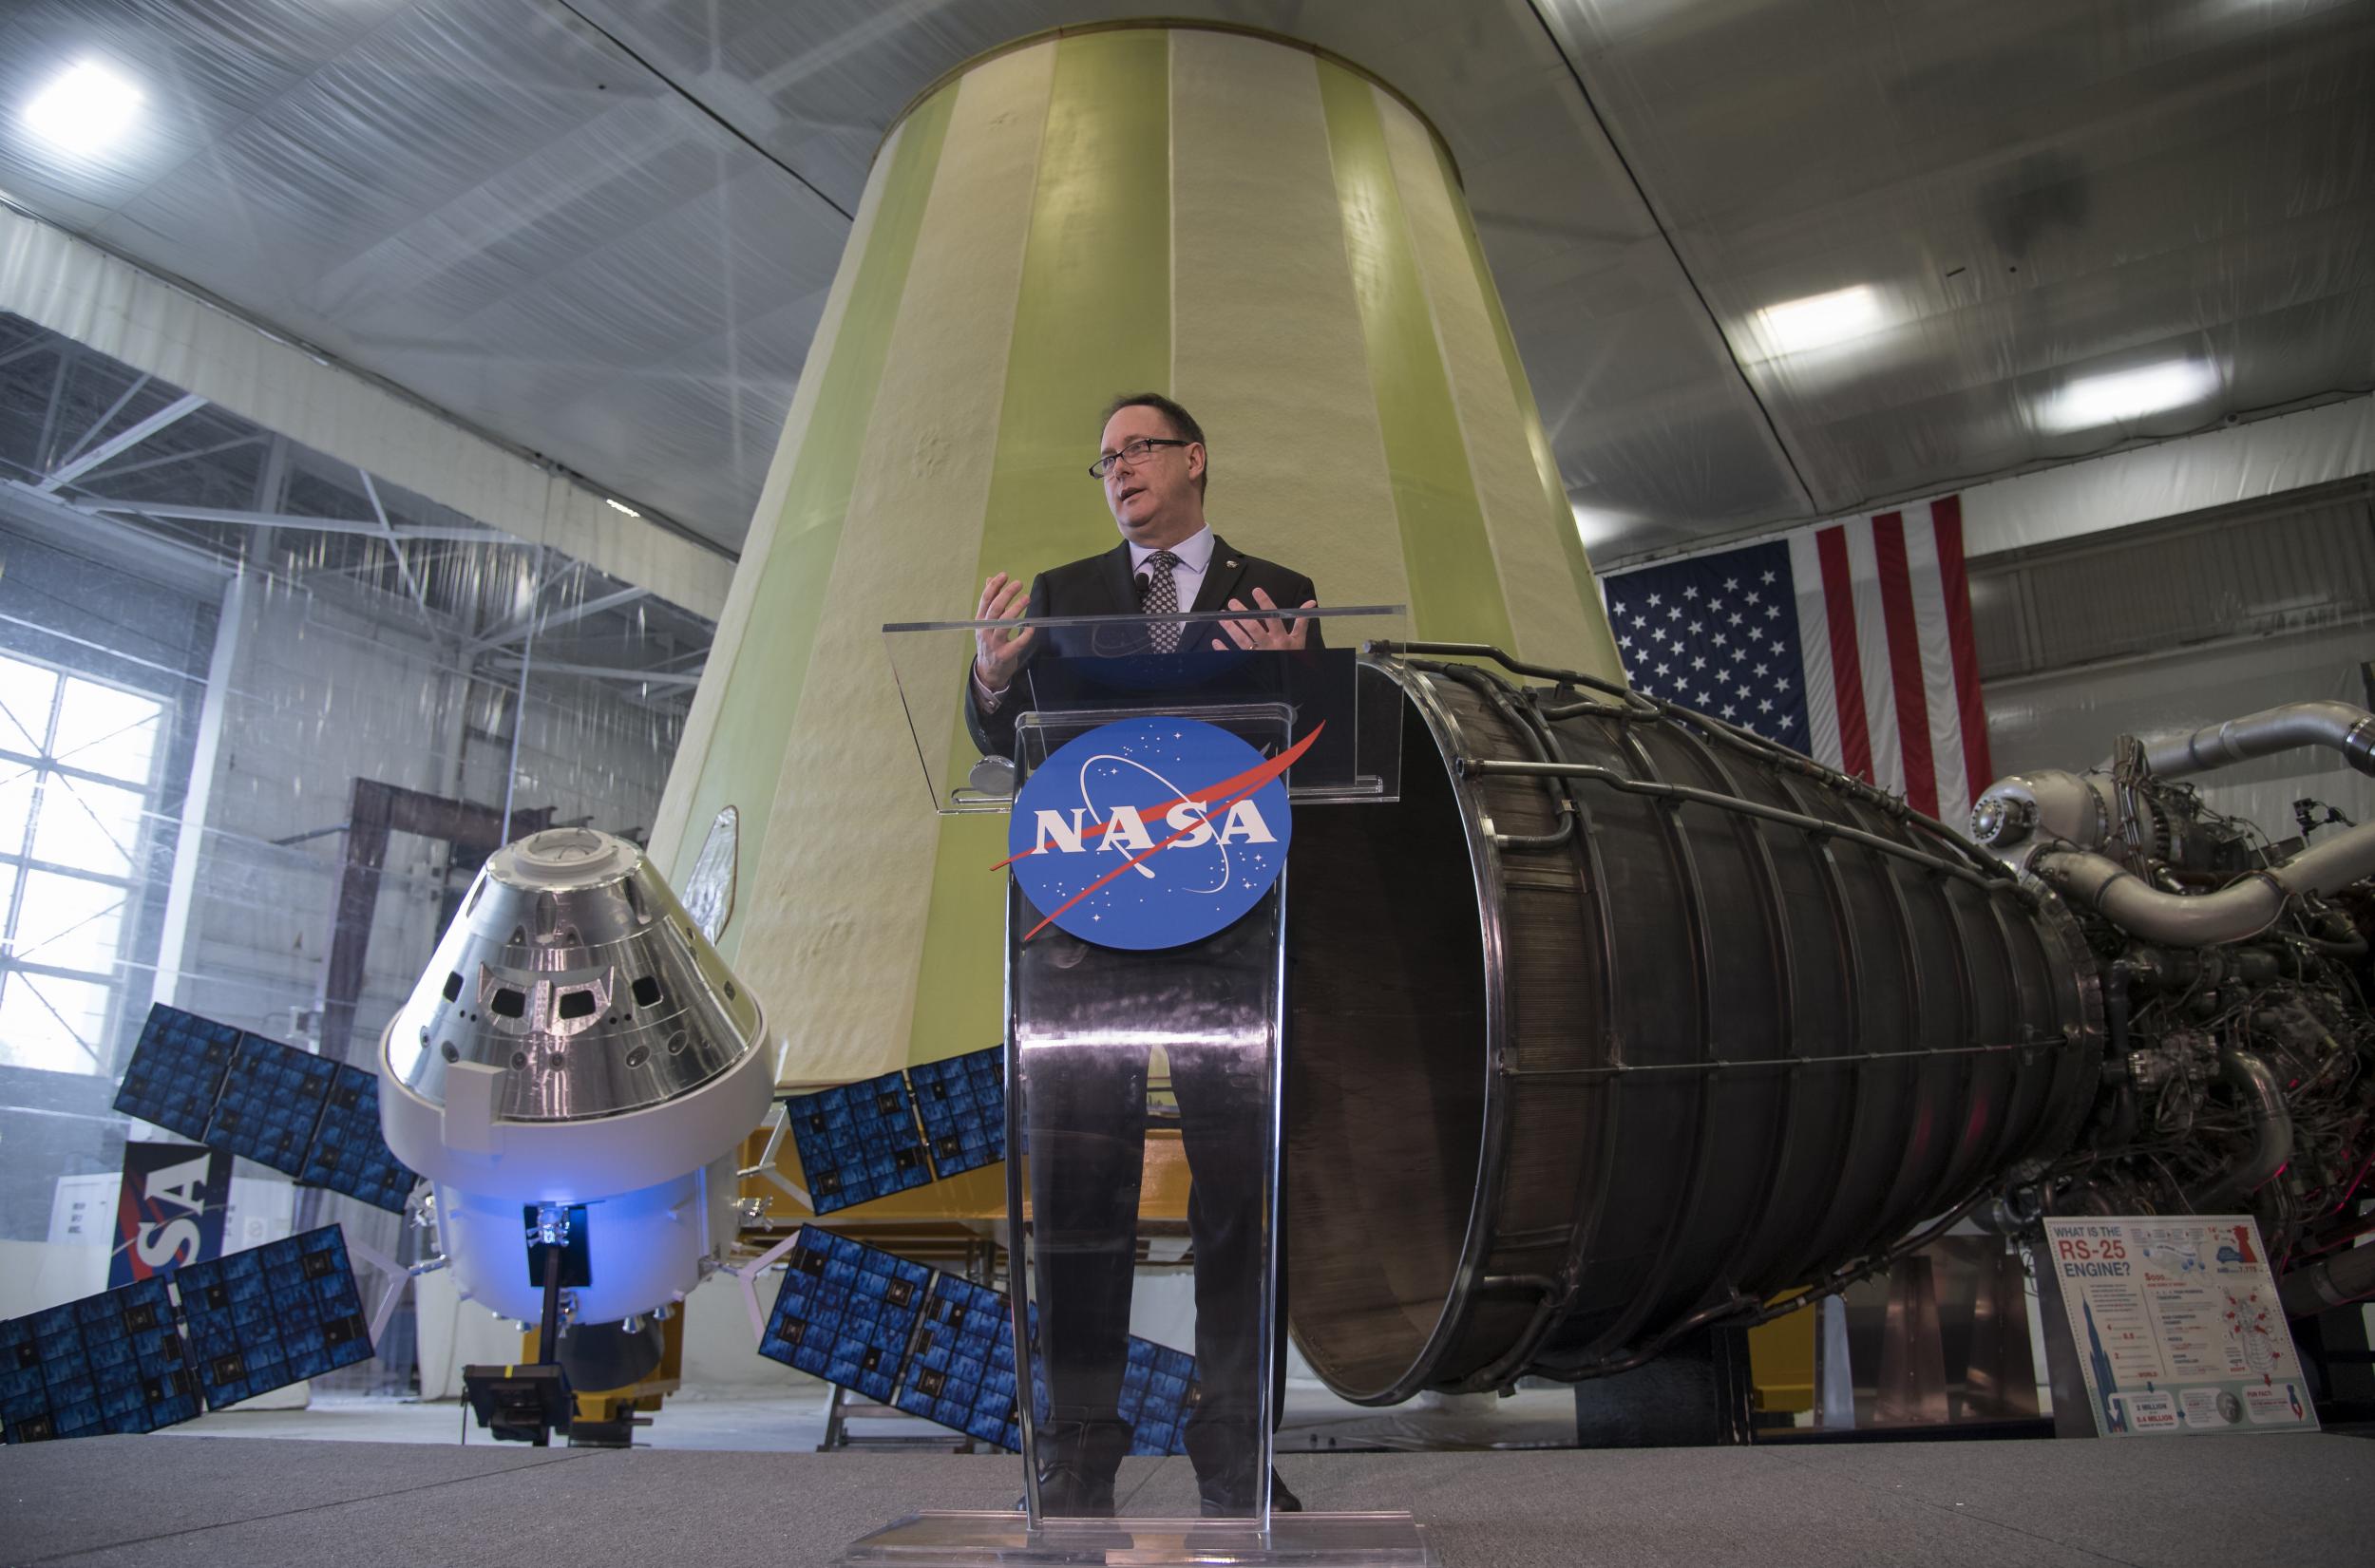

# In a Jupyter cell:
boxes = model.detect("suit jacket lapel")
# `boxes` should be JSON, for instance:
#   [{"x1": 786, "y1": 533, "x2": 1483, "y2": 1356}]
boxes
[
  {"x1": 1189, "y1": 535, "x2": 1250, "y2": 615},
  {"x1": 1099, "y1": 539, "x2": 1138, "y2": 614}
]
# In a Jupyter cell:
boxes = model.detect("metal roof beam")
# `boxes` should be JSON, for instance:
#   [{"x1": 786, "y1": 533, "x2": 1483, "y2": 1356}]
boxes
[
  {"x1": 38, "y1": 391, "x2": 207, "y2": 493},
  {"x1": 356, "y1": 466, "x2": 435, "y2": 630},
  {"x1": 82, "y1": 500, "x2": 502, "y2": 543},
  {"x1": 479, "y1": 656, "x2": 699, "y2": 690},
  {"x1": 470, "y1": 583, "x2": 650, "y2": 652}
]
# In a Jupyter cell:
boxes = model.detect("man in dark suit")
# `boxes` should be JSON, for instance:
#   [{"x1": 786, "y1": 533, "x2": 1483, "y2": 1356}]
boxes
[
  {"x1": 969, "y1": 393, "x2": 1314, "y2": 1520},
  {"x1": 967, "y1": 392, "x2": 1319, "y2": 760}
]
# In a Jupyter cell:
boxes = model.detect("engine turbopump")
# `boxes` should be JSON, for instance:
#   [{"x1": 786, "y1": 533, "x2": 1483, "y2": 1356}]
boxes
[{"x1": 378, "y1": 827, "x2": 777, "y2": 1329}]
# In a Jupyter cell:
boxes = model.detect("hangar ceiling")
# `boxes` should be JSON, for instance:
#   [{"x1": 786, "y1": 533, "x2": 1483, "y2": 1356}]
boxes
[{"x1": 0, "y1": 0, "x2": 2367, "y2": 566}]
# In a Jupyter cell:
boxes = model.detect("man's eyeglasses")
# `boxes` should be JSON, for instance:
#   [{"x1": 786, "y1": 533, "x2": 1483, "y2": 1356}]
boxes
[{"x1": 1089, "y1": 438, "x2": 1191, "y2": 479}]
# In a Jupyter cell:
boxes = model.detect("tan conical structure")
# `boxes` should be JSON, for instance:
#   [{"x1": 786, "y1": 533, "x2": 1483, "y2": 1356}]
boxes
[{"x1": 648, "y1": 23, "x2": 1624, "y2": 1085}]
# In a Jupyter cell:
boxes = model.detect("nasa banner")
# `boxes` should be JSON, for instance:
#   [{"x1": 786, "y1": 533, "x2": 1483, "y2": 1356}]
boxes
[
  {"x1": 1003, "y1": 717, "x2": 1318, "y2": 951},
  {"x1": 108, "y1": 1141, "x2": 232, "y2": 1289}
]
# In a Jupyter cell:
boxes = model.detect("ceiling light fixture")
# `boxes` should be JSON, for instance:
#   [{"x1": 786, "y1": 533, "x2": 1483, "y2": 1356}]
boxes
[
  {"x1": 1754, "y1": 285, "x2": 1885, "y2": 355},
  {"x1": 23, "y1": 61, "x2": 145, "y2": 157},
  {"x1": 2034, "y1": 360, "x2": 2220, "y2": 433},
  {"x1": 605, "y1": 498, "x2": 641, "y2": 518},
  {"x1": 1571, "y1": 503, "x2": 1631, "y2": 554}
]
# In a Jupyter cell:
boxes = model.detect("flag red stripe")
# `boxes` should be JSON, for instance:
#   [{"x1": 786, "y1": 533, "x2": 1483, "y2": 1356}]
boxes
[
  {"x1": 1929, "y1": 495, "x2": 1992, "y2": 803},
  {"x1": 1814, "y1": 526, "x2": 1872, "y2": 784},
  {"x1": 1871, "y1": 512, "x2": 1938, "y2": 816}
]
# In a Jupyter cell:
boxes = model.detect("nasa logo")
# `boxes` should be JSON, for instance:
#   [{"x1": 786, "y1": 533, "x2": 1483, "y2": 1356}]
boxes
[{"x1": 1002, "y1": 716, "x2": 1320, "y2": 951}]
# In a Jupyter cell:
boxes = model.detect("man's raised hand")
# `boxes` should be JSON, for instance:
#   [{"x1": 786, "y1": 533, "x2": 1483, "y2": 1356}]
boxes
[
  {"x1": 1211, "y1": 586, "x2": 1317, "y2": 652},
  {"x1": 974, "y1": 571, "x2": 1035, "y2": 691}
]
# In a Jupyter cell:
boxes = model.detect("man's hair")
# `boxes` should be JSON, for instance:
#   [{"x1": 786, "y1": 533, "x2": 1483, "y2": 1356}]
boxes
[{"x1": 1103, "y1": 391, "x2": 1206, "y2": 496}]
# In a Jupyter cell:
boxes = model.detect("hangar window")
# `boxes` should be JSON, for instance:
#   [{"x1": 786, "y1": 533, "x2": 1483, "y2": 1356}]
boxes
[{"x1": 0, "y1": 653, "x2": 168, "y2": 1075}]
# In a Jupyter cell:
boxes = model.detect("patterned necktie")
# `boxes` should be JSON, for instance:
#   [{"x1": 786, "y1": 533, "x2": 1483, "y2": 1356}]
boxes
[{"x1": 1139, "y1": 549, "x2": 1182, "y2": 653}]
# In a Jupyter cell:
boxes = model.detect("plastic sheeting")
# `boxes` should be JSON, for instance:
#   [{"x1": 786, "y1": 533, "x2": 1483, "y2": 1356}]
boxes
[
  {"x1": 1961, "y1": 396, "x2": 2375, "y2": 559},
  {"x1": 7, "y1": 2, "x2": 2371, "y2": 563},
  {"x1": 0, "y1": 204, "x2": 735, "y2": 621}
]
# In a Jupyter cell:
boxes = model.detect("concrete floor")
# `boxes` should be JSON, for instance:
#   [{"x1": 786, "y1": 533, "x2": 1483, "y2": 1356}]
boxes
[
  {"x1": 6, "y1": 1429, "x2": 2367, "y2": 1567},
  {"x1": 154, "y1": 1382, "x2": 1588, "y2": 1453}
]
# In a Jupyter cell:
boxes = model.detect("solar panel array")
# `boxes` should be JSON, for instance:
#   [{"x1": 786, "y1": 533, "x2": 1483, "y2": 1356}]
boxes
[
  {"x1": 758, "y1": 1227, "x2": 929, "y2": 1403},
  {"x1": 759, "y1": 1228, "x2": 1194, "y2": 1456},
  {"x1": 786, "y1": 1072, "x2": 932, "y2": 1214},
  {"x1": 895, "y1": 1273, "x2": 1025, "y2": 1450},
  {"x1": 782, "y1": 1045, "x2": 1004, "y2": 1215},
  {"x1": 906, "y1": 1047, "x2": 1007, "y2": 1180},
  {"x1": 1116, "y1": 1336, "x2": 1199, "y2": 1456},
  {"x1": 0, "y1": 1276, "x2": 196, "y2": 1441},
  {"x1": 176, "y1": 1228, "x2": 374, "y2": 1407},
  {"x1": 0, "y1": 1226, "x2": 372, "y2": 1444},
  {"x1": 114, "y1": 1004, "x2": 418, "y2": 1214}
]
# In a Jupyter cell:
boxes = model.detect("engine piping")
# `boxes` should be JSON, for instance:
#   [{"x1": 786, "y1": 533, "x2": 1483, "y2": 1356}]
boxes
[
  {"x1": 2140, "y1": 700, "x2": 2375, "y2": 781},
  {"x1": 2279, "y1": 1240, "x2": 2375, "y2": 1317},
  {"x1": 2187, "y1": 1049, "x2": 2293, "y2": 1214},
  {"x1": 2032, "y1": 818, "x2": 2375, "y2": 948}
]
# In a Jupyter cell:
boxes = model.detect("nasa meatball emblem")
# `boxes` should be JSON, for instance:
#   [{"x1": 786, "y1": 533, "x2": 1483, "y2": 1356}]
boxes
[{"x1": 1003, "y1": 716, "x2": 1319, "y2": 950}]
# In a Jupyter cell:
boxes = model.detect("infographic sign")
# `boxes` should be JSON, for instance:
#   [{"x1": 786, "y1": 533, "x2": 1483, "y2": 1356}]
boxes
[{"x1": 2042, "y1": 1215, "x2": 2317, "y2": 1437}]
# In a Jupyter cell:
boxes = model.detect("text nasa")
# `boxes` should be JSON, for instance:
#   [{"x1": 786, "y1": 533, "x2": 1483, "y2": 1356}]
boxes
[
  {"x1": 1032, "y1": 799, "x2": 1277, "y2": 857},
  {"x1": 130, "y1": 1152, "x2": 217, "y2": 1271}
]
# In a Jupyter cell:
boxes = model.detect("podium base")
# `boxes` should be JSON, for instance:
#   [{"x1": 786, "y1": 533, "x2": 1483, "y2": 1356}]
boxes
[{"x1": 837, "y1": 1510, "x2": 1438, "y2": 1566}]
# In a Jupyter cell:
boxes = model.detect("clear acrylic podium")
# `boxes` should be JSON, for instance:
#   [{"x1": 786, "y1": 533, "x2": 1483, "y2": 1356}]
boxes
[{"x1": 848, "y1": 607, "x2": 1436, "y2": 1567}]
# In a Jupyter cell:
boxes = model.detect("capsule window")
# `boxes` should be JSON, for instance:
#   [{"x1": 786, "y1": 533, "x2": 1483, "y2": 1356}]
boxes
[
  {"x1": 440, "y1": 972, "x2": 464, "y2": 1003},
  {"x1": 631, "y1": 975, "x2": 663, "y2": 1009},
  {"x1": 490, "y1": 987, "x2": 527, "y2": 1019},
  {"x1": 556, "y1": 989, "x2": 598, "y2": 1022}
]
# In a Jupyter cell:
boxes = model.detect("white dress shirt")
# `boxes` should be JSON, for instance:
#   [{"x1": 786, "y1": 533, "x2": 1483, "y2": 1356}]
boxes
[{"x1": 1130, "y1": 525, "x2": 1215, "y2": 617}]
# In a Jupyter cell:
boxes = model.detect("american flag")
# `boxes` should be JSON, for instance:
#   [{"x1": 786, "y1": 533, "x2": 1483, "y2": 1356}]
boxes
[{"x1": 1600, "y1": 496, "x2": 1994, "y2": 817}]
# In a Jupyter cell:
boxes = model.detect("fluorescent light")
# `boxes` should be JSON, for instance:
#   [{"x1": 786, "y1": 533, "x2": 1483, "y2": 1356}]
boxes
[
  {"x1": 1571, "y1": 503, "x2": 1630, "y2": 553},
  {"x1": 604, "y1": 498, "x2": 641, "y2": 518},
  {"x1": 1754, "y1": 285, "x2": 1885, "y2": 354},
  {"x1": 23, "y1": 61, "x2": 144, "y2": 156},
  {"x1": 2034, "y1": 360, "x2": 2220, "y2": 433}
]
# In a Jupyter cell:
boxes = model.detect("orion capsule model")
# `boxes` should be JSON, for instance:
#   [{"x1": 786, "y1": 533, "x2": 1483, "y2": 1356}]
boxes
[{"x1": 377, "y1": 827, "x2": 778, "y2": 1332}]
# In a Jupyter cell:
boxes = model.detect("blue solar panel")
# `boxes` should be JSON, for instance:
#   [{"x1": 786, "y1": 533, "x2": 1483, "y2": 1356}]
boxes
[
  {"x1": 203, "y1": 1031, "x2": 338, "y2": 1176},
  {"x1": 113, "y1": 1005, "x2": 240, "y2": 1141},
  {"x1": 296, "y1": 1066, "x2": 416, "y2": 1213},
  {"x1": 906, "y1": 1047, "x2": 1006, "y2": 1181},
  {"x1": 758, "y1": 1229, "x2": 929, "y2": 1402},
  {"x1": 115, "y1": 1005, "x2": 417, "y2": 1214},
  {"x1": 1120, "y1": 1337, "x2": 1200, "y2": 1456},
  {"x1": 784, "y1": 1072, "x2": 932, "y2": 1214},
  {"x1": 762, "y1": 1231, "x2": 1189, "y2": 1455},
  {"x1": 895, "y1": 1274, "x2": 1023, "y2": 1450},
  {"x1": 0, "y1": 1277, "x2": 197, "y2": 1443},
  {"x1": 175, "y1": 1226, "x2": 372, "y2": 1408}
]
